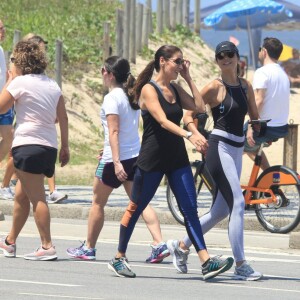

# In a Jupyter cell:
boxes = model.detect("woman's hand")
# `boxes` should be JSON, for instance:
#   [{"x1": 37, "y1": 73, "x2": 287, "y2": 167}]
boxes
[
  {"x1": 59, "y1": 146, "x2": 70, "y2": 167},
  {"x1": 114, "y1": 161, "x2": 128, "y2": 182},
  {"x1": 189, "y1": 134, "x2": 209, "y2": 155},
  {"x1": 179, "y1": 59, "x2": 192, "y2": 82},
  {"x1": 97, "y1": 149, "x2": 104, "y2": 161},
  {"x1": 246, "y1": 126, "x2": 256, "y2": 147}
]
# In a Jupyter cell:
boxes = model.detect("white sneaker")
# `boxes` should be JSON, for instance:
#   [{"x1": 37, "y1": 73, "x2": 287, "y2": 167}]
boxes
[
  {"x1": 0, "y1": 187, "x2": 14, "y2": 200},
  {"x1": 234, "y1": 261, "x2": 263, "y2": 281},
  {"x1": 167, "y1": 239, "x2": 190, "y2": 273},
  {"x1": 47, "y1": 190, "x2": 68, "y2": 204}
]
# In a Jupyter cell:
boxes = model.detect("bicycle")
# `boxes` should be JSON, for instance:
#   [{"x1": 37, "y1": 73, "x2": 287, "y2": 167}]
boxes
[{"x1": 166, "y1": 114, "x2": 300, "y2": 234}]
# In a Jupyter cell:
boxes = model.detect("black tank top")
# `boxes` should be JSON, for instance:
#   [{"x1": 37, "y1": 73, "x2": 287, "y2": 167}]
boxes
[
  {"x1": 211, "y1": 79, "x2": 248, "y2": 137},
  {"x1": 137, "y1": 81, "x2": 190, "y2": 173}
]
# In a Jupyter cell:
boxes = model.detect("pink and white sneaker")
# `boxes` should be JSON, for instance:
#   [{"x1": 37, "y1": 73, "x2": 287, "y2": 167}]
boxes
[
  {"x1": 23, "y1": 246, "x2": 57, "y2": 261},
  {"x1": 0, "y1": 236, "x2": 16, "y2": 257}
]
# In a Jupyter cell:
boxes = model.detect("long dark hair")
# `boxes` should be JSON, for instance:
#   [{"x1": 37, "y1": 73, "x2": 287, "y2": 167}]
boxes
[
  {"x1": 133, "y1": 45, "x2": 182, "y2": 100},
  {"x1": 104, "y1": 56, "x2": 139, "y2": 110}
]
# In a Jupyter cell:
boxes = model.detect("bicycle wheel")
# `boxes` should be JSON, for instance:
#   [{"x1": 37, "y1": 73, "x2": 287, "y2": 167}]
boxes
[
  {"x1": 254, "y1": 166, "x2": 300, "y2": 233},
  {"x1": 166, "y1": 162, "x2": 214, "y2": 226}
]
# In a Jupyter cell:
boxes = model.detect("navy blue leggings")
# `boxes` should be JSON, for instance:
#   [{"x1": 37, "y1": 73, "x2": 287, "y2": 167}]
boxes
[{"x1": 118, "y1": 166, "x2": 206, "y2": 253}]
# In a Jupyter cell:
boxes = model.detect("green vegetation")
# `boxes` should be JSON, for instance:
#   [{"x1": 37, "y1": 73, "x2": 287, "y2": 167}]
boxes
[
  {"x1": 0, "y1": 0, "x2": 121, "y2": 73},
  {"x1": 1, "y1": 1, "x2": 214, "y2": 185}
]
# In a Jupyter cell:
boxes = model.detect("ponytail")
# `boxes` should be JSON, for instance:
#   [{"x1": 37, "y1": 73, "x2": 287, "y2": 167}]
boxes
[
  {"x1": 133, "y1": 60, "x2": 155, "y2": 101},
  {"x1": 123, "y1": 74, "x2": 139, "y2": 110}
]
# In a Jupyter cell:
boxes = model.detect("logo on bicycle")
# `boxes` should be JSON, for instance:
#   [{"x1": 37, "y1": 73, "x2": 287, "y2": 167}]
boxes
[{"x1": 272, "y1": 173, "x2": 280, "y2": 183}]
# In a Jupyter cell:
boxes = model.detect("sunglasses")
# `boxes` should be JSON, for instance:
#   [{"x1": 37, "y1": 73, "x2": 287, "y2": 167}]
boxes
[
  {"x1": 10, "y1": 57, "x2": 15, "y2": 63},
  {"x1": 169, "y1": 58, "x2": 185, "y2": 66},
  {"x1": 216, "y1": 51, "x2": 235, "y2": 60}
]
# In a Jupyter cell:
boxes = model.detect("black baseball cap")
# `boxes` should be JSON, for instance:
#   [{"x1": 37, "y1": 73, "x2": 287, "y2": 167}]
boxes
[{"x1": 215, "y1": 41, "x2": 239, "y2": 56}]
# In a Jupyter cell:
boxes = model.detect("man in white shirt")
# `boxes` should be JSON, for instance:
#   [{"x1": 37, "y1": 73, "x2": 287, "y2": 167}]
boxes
[{"x1": 244, "y1": 37, "x2": 290, "y2": 170}]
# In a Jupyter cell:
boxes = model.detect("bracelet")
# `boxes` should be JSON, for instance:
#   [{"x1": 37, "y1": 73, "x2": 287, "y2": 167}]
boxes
[{"x1": 185, "y1": 121, "x2": 194, "y2": 127}]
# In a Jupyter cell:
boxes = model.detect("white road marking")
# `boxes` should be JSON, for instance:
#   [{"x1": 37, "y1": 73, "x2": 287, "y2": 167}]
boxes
[
  {"x1": 213, "y1": 282, "x2": 300, "y2": 294},
  {"x1": 0, "y1": 279, "x2": 81, "y2": 287},
  {"x1": 19, "y1": 293, "x2": 103, "y2": 299}
]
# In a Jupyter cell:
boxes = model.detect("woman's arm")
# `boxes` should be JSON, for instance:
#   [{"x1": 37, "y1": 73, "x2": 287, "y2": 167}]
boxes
[
  {"x1": 172, "y1": 59, "x2": 206, "y2": 112},
  {"x1": 107, "y1": 114, "x2": 128, "y2": 182},
  {"x1": 244, "y1": 79, "x2": 260, "y2": 120},
  {"x1": 183, "y1": 110, "x2": 209, "y2": 154},
  {"x1": 242, "y1": 79, "x2": 260, "y2": 147},
  {"x1": 56, "y1": 95, "x2": 70, "y2": 167},
  {"x1": 0, "y1": 71, "x2": 14, "y2": 114}
]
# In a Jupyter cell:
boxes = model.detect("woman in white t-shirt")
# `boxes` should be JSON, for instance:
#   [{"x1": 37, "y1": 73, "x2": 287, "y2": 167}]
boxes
[
  {"x1": 0, "y1": 40, "x2": 69, "y2": 260},
  {"x1": 67, "y1": 56, "x2": 169, "y2": 263}
]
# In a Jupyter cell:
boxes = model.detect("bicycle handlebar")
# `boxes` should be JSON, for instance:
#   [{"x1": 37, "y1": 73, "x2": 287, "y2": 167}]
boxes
[
  {"x1": 248, "y1": 119, "x2": 271, "y2": 137},
  {"x1": 248, "y1": 119, "x2": 271, "y2": 125}
]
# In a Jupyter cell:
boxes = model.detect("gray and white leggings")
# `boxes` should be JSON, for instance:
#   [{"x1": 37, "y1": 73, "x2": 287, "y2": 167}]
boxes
[{"x1": 183, "y1": 129, "x2": 246, "y2": 262}]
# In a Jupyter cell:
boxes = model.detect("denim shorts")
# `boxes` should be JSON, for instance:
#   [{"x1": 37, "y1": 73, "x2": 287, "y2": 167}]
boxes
[
  {"x1": 0, "y1": 113, "x2": 14, "y2": 125},
  {"x1": 243, "y1": 121, "x2": 288, "y2": 152},
  {"x1": 95, "y1": 157, "x2": 137, "y2": 188}
]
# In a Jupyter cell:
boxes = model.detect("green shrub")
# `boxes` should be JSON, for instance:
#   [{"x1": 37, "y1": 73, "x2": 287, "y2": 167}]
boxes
[{"x1": 1, "y1": 0, "x2": 121, "y2": 69}]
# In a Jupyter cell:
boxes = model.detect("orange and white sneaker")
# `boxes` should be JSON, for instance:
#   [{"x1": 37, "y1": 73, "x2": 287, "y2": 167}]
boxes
[
  {"x1": 0, "y1": 236, "x2": 16, "y2": 257},
  {"x1": 23, "y1": 246, "x2": 57, "y2": 261}
]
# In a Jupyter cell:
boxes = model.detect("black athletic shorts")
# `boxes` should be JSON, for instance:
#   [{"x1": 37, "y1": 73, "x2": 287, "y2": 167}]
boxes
[
  {"x1": 95, "y1": 157, "x2": 137, "y2": 188},
  {"x1": 12, "y1": 145, "x2": 57, "y2": 178}
]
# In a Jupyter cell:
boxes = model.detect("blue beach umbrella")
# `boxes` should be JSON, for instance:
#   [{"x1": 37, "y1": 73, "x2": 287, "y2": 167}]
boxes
[{"x1": 203, "y1": 0, "x2": 293, "y2": 69}]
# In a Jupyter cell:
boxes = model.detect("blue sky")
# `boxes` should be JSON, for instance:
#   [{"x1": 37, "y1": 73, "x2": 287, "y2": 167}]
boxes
[{"x1": 138, "y1": 0, "x2": 299, "y2": 10}]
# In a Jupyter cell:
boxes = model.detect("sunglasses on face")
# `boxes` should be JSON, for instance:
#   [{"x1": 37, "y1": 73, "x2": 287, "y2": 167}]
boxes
[
  {"x1": 169, "y1": 58, "x2": 185, "y2": 66},
  {"x1": 216, "y1": 51, "x2": 235, "y2": 60}
]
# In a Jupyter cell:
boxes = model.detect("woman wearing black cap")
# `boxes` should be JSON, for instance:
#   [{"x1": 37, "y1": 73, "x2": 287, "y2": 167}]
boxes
[{"x1": 168, "y1": 41, "x2": 263, "y2": 281}]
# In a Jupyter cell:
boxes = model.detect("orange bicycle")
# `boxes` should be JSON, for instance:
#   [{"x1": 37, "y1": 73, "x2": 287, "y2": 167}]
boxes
[{"x1": 166, "y1": 115, "x2": 300, "y2": 233}]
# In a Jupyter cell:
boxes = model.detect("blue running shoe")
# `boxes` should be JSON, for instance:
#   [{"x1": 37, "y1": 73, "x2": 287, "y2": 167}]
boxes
[
  {"x1": 146, "y1": 242, "x2": 170, "y2": 263},
  {"x1": 66, "y1": 241, "x2": 96, "y2": 260}
]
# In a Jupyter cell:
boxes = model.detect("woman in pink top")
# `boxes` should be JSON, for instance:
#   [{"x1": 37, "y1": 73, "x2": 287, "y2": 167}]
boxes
[{"x1": 0, "y1": 40, "x2": 69, "y2": 260}]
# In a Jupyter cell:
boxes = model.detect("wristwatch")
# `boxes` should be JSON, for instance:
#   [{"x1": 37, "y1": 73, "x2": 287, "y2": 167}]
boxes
[{"x1": 185, "y1": 131, "x2": 193, "y2": 139}]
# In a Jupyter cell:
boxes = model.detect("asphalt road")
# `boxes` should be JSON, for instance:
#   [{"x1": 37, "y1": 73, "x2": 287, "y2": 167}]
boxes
[{"x1": 0, "y1": 216, "x2": 299, "y2": 300}]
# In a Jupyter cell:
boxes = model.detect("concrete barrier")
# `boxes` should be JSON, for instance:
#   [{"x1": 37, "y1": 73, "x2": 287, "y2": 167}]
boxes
[{"x1": 0, "y1": 200, "x2": 273, "y2": 230}]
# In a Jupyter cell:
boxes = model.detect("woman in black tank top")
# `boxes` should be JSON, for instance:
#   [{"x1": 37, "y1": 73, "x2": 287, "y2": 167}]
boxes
[{"x1": 108, "y1": 45, "x2": 234, "y2": 280}]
